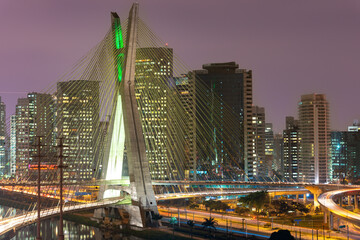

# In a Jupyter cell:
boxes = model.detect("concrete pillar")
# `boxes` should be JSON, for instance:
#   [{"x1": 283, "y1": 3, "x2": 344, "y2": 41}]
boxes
[
  {"x1": 324, "y1": 210, "x2": 328, "y2": 224},
  {"x1": 355, "y1": 195, "x2": 359, "y2": 209},
  {"x1": 296, "y1": 194, "x2": 299, "y2": 201},
  {"x1": 329, "y1": 212, "x2": 334, "y2": 230},
  {"x1": 348, "y1": 195, "x2": 351, "y2": 205},
  {"x1": 303, "y1": 194, "x2": 307, "y2": 203},
  {"x1": 314, "y1": 194, "x2": 319, "y2": 208},
  {"x1": 339, "y1": 196, "x2": 343, "y2": 207}
]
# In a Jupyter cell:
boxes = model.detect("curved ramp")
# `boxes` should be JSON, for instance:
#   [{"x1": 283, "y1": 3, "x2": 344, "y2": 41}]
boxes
[{"x1": 318, "y1": 188, "x2": 360, "y2": 223}]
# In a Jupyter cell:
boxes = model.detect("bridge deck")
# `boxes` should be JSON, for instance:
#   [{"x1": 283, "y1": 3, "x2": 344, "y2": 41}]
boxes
[{"x1": 0, "y1": 198, "x2": 122, "y2": 237}]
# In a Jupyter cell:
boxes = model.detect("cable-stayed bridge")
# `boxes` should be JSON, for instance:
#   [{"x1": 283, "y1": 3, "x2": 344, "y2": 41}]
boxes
[{"x1": 1, "y1": 2, "x2": 359, "y2": 237}]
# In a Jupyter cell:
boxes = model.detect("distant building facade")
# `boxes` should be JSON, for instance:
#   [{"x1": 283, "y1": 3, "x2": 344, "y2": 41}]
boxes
[
  {"x1": 283, "y1": 116, "x2": 300, "y2": 182},
  {"x1": 0, "y1": 97, "x2": 6, "y2": 175},
  {"x1": 272, "y1": 133, "x2": 284, "y2": 178},
  {"x1": 194, "y1": 62, "x2": 253, "y2": 180},
  {"x1": 135, "y1": 47, "x2": 173, "y2": 180},
  {"x1": 265, "y1": 123, "x2": 274, "y2": 178},
  {"x1": 57, "y1": 80, "x2": 99, "y2": 181},
  {"x1": 10, "y1": 115, "x2": 16, "y2": 176},
  {"x1": 252, "y1": 106, "x2": 267, "y2": 179},
  {"x1": 298, "y1": 94, "x2": 330, "y2": 183},
  {"x1": 331, "y1": 127, "x2": 360, "y2": 182},
  {"x1": 15, "y1": 93, "x2": 54, "y2": 180},
  {"x1": 174, "y1": 75, "x2": 197, "y2": 180}
]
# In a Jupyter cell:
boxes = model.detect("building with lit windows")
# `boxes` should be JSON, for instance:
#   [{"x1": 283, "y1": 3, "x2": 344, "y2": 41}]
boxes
[
  {"x1": 15, "y1": 93, "x2": 54, "y2": 179},
  {"x1": 252, "y1": 106, "x2": 268, "y2": 179},
  {"x1": 283, "y1": 116, "x2": 300, "y2": 182},
  {"x1": 194, "y1": 62, "x2": 253, "y2": 180},
  {"x1": 57, "y1": 80, "x2": 99, "y2": 181},
  {"x1": 265, "y1": 123, "x2": 274, "y2": 177},
  {"x1": 135, "y1": 47, "x2": 173, "y2": 180},
  {"x1": 10, "y1": 115, "x2": 16, "y2": 176},
  {"x1": 331, "y1": 127, "x2": 360, "y2": 182},
  {"x1": 298, "y1": 94, "x2": 330, "y2": 183},
  {"x1": 0, "y1": 97, "x2": 6, "y2": 175},
  {"x1": 273, "y1": 133, "x2": 284, "y2": 178},
  {"x1": 174, "y1": 75, "x2": 197, "y2": 180}
]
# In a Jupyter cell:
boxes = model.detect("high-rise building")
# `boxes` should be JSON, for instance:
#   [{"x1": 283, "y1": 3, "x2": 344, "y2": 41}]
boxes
[
  {"x1": 283, "y1": 116, "x2": 300, "y2": 181},
  {"x1": 135, "y1": 47, "x2": 173, "y2": 180},
  {"x1": 298, "y1": 94, "x2": 330, "y2": 183},
  {"x1": 0, "y1": 97, "x2": 6, "y2": 175},
  {"x1": 252, "y1": 106, "x2": 265, "y2": 178},
  {"x1": 15, "y1": 98, "x2": 29, "y2": 179},
  {"x1": 15, "y1": 93, "x2": 54, "y2": 180},
  {"x1": 174, "y1": 75, "x2": 197, "y2": 180},
  {"x1": 272, "y1": 133, "x2": 284, "y2": 178},
  {"x1": 194, "y1": 62, "x2": 253, "y2": 180},
  {"x1": 331, "y1": 126, "x2": 360, "y2": 182},
  {"x1": 57, "y1": 80, "x2": 99, "y2": 181},
  {"x1": 265, "y1": 123, "x2": 274, "y2": 178},
  {"x1": 252, "y1": 106, "x2": 269, "y2": 179},
  {"x1": 10, "y1": 115, "x2": 16, "y2": 176}
]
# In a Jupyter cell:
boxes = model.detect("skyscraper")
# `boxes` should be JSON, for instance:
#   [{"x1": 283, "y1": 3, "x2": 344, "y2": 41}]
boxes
[
  {"x1": 272, "y1": 133, "x2": 284, "y2": 178},
  {"x1": 57, "y1": 80, "x2": 100, "y2": 181},
  {"x1": 331, "y1": 127, "x2": 360, "y2": 183},
  {"x1": 0, "y1": 97, "x2": 6, "y2": 175},
  {"x1": 298, "y1": 94, "x2": 330, "y2": 183},
  {"x1": 194, "y1": 62, "x2": 253, "y2": 180},
  {"x1": 15, "y1": 93, "x2": 54, "y2": 179},
  {"x1": 283, "y1": 116, "x2": 300, "y2": 182},
  {"x1": 252, "y1": 106, "x2": 265, "y2": 179},
  {"x1": 135, "y1": 47, "x2": 173, "y2": 180},
  {"x1": 265, "y1": 123, "x2": 274, "y2": 178},
  {"x1": 10, "y1": 115, "x2": 16, "y2": 176},
  {"x1": 15, "y1": 98, "x2": 29, "y2": 179},
  {"x1": 174, "y1": 75, "x2": 197, "y2": 180}
]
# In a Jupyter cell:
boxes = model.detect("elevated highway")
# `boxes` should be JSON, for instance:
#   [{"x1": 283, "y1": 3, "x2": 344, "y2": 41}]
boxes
[
  {"x1": 0, "y1": 197, "x2": 122, "y2": 238},
  {"x1": 318, "y1": 188, "x2": 360, "y2": 229}
]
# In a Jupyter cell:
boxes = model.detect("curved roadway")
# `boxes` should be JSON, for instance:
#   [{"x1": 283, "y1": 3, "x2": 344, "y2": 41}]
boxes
[{"x1": 318, "y1": 188, "x2": 360, "y2": 223}]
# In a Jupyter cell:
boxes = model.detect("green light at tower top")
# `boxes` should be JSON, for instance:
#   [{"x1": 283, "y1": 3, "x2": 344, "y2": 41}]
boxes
[
  {"x1": 111, "y1": 12, "x2": 124, "y2": 83},
  {"x1": 115, "y1": 20, "x2": 124, "y2": 49}
]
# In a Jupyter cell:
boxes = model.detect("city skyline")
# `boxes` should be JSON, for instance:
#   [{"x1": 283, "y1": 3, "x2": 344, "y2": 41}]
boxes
[
  {"x1": 0, "y1": 0, "x2": 359, "y2": 133},
  {"x1": 0, "y1": 3, "x2": 360, "y2": 238}
]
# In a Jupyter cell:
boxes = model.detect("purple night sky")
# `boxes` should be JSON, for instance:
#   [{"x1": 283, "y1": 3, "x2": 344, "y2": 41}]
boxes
[{"x1": 0, "y1": 0, "x2": 359, "y2": 133}]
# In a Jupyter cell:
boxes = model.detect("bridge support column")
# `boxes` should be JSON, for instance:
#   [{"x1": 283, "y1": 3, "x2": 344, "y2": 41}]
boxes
[
  {"x1": 303, "y1": 194, "x2": 307, "y2": 203},
  {"x1": 339, "y1": 196, "x2": 343, "y2": 207},
  {"x1": 313, "y1": 193, "x2": 319, "y2": 208},
  {"x1": 296, "y1": 194, "x2": 299, "y2": 201},
  {"x1": 323, "y1": 210, "x2": 327, "y2": 224},
  {"x1": 355, "y1": 195, "x2": 359, "y2": 210},
  {"x1": 329, "y1": 212, "x2": 334, "y2": 230},
  {"x1": 348, "y1": 195, "x2": 351, "y2": 206},
  {"x1": 304, "y1": 186, "x2": 322, "y2": 208}
]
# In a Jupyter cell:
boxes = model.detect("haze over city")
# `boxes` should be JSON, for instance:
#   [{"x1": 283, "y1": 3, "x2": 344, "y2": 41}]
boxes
[{"x1": 0, "y1": 0, "x2": 359, "y2": 133}]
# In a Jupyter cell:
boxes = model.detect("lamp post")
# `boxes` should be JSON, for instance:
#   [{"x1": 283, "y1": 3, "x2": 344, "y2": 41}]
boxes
[
  {"x1": 57, "y1": 138, "x2": 68, "y2": 240},
  {"x1": 35, "y1": 136, "x2": 44, "y2": 240}
]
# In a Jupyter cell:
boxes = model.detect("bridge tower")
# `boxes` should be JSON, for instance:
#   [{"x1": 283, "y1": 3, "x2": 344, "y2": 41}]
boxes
[{"x1": 96, "y1": 3, "x2": 158, "y2": 228}]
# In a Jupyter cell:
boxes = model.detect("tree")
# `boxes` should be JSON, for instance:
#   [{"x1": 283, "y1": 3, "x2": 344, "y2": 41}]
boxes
[
  {"x1": 235, "y1": 206, "x2": 250, "y2": 215},
  {"x1": 291, "y1": 202, "x2": 309, "y2": 214},
  {"x1": 272, "y1": 200, "x2": 295, "y2": 215},
  {"x1": 238, "y1": 190, "x2": 269, "y2": 212},
  {"x1": 187, "y1": 220, "x2": 195, "y2": 239},
  {"x1": 202, "y1": 217, "x2": 218, "y2": 239},
  {"x1": 188, "y1": 197, "x2": 201, "y2": 209}
]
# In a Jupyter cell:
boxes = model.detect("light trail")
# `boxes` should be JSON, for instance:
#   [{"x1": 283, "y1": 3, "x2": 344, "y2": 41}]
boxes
[
  {"x1": 0, "y1": 197, "x2": 122, "y2": 237},
  {"x1": 318, "y1": 188, "x2": 360, "y2": 222}
]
